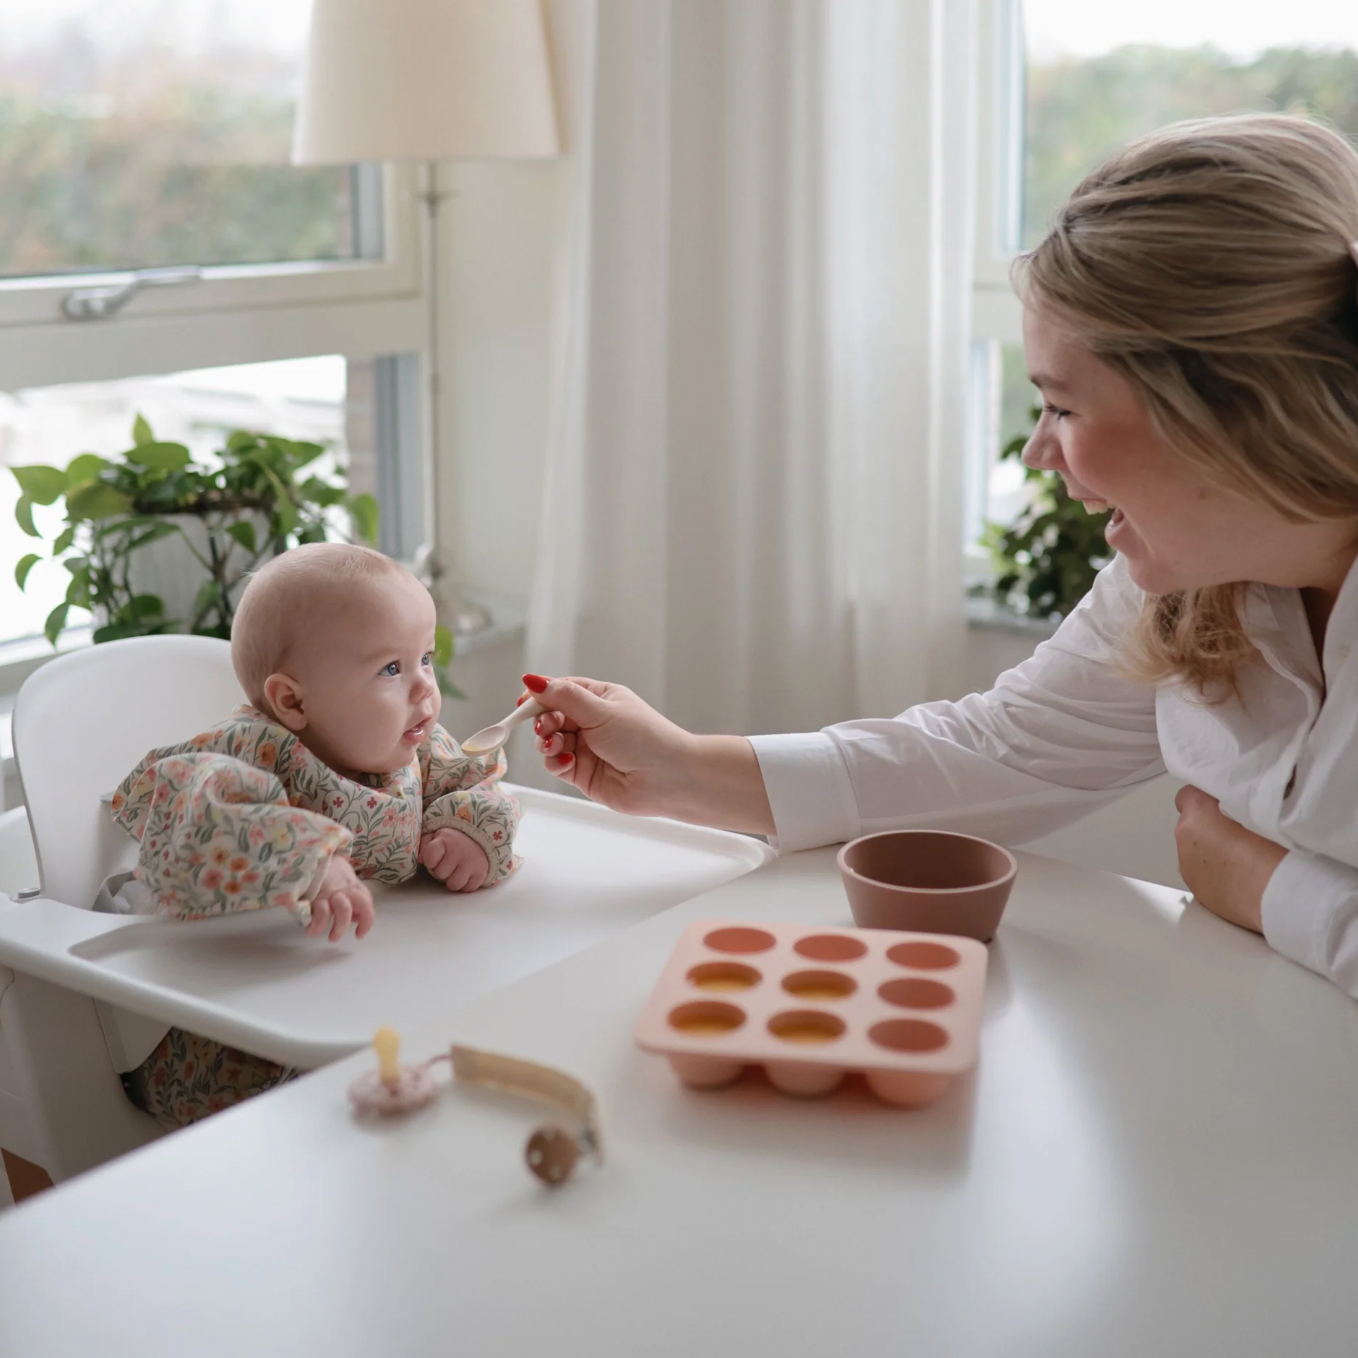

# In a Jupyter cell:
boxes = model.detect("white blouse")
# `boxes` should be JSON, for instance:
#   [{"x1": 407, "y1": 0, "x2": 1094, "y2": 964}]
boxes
[{"x1": 749, "y1": 554, "x2": 1358, "y2": 998}]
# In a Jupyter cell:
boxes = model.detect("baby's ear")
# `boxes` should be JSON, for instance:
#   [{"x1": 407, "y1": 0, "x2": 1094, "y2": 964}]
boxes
[{"x1": 263, "y1": 673, "x2": 308, "y2": 732}]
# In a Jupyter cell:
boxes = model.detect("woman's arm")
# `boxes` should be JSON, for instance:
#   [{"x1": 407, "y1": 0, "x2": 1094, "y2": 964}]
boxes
[
  {"x1": 522, "y1": 676, "x2": 775, "y2": 835},
  {"x1": 530, "y1": 557, "x2": 1166, "y2": 849}
]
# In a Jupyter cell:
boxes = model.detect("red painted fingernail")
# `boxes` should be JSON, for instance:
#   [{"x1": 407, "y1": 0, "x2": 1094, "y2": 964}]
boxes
[
  {"x1": 515, "y1": 695, "x2": 526, "y2": 707},
  {"x1": 522, "y1": 673, "x2": 549, "y2": 694},
  {"x1": 534, "y1": 719, "x2": 543, "y2": 734},
  {"x1": 556, "y1": 752, "x2": 574, "y2": 768}
]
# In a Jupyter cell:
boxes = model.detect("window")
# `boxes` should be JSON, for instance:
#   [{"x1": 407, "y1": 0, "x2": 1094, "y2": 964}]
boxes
[
  {"x1": 967, "y1": 0, "x2": 1358, "y2": 573},
  {"x1": 0, "y1": 1, "x2": 422, "y2": 393},
  {"x1": 0, "y1": 356, "x2": 352, "y2": 647},
  {"x1": 0, "y1": 0, "x2": 429, "y2": 672},
  {"x1": 0, "y1": 3, "x2": 357, "y2": 278}
]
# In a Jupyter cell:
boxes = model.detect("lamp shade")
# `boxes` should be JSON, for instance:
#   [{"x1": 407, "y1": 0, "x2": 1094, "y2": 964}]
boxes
[{"x1": 292, "y1": 0, "x2": 559, "y2": 164}]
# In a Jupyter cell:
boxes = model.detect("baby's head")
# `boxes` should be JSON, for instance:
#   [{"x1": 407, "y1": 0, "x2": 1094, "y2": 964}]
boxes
[{"x1": 232, "y1": 543, "x2": 441, "y2": 776}]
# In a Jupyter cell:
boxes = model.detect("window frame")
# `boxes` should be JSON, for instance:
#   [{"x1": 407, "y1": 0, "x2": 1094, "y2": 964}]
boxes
[
  {"x1": 0, "y1": 163, "x2": 426, "y2": 390},
  {"x1": 963, "y1": 0, "x2": 1027, "y2": 587},
  {"x1": 971, "y1": 0, "x2": 1025, "y2": 349}
]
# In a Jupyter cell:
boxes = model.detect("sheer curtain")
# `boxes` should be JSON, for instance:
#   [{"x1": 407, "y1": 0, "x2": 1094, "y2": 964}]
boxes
[{"x1": 529, "y1": 0, "x2": 976, "y2": 735}]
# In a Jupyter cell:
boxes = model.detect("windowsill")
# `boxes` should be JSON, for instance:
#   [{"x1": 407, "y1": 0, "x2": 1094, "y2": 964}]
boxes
[
  {"x1": 0, "y1": 627, "x2": 94, "y2": 698},
  {"x1": 448, "y1": 590, "x2": 528, "y2": 658},
  {"x1": 965, "y1": 594, "x2": 1059, "y2": 639}
]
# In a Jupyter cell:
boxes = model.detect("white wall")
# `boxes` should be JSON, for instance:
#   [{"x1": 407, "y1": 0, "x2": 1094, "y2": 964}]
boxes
[{"x1": 437, "y1": 160, "x2": 565, "y2": 602}]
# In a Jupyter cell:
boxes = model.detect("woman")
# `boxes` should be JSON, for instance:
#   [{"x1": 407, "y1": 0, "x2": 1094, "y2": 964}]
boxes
[{"x1": 523, "y1": 114, "x2": 1358, "y2": 999}]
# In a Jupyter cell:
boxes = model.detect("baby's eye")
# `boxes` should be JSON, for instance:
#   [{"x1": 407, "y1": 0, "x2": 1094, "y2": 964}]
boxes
[
  {"x1": 1042, "y1": 403, "x2": 1071, "y2": 421},
  {"x1": 421, "y1": 651, "x2": 433, "y2": 667},
  {"x1": 380, "y1": 661, "x2": 401, "y2": 677}
]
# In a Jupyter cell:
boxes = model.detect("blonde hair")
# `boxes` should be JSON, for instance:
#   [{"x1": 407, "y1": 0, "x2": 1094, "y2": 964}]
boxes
[
  {"x1": 1013, "y1": 113, "x2": 1358, "y2": 695},
  {"x1": 231, "y1": 543, "x2": 407, "y2": 707}
]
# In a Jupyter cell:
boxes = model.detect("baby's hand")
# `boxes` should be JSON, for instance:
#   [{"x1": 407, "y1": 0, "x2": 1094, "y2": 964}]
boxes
[
  {"x1": 307, "y1": 855, "x2": 375, "y2": 942},
  {"x1": 419, "y1": 827, "x2": 490, "y2": 893}
]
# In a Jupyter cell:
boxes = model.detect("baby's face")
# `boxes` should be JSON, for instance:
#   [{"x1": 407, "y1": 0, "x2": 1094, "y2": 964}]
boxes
[{"x1": 280, "y1": 573, "x2": 442, "y2": 776}]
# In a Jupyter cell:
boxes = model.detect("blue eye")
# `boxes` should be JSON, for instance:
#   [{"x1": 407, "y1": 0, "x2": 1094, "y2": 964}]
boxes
[
  {"x1": 421, "y1": 652, "x2": 433, "y2": 666},
  {"x1": 381, "y1": 661, "x2": 400, "y2": 677}
]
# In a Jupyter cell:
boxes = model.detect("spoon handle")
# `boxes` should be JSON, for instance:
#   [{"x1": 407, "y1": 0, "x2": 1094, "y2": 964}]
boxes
[{"x1": 498, "y1": 696, "x2": 546, "y2": 734}]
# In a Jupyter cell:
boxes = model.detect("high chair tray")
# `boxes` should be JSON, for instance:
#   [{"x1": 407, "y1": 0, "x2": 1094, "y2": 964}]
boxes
[{"x1": 0, "y1": 785, "x2": 772, "y2": 1068}]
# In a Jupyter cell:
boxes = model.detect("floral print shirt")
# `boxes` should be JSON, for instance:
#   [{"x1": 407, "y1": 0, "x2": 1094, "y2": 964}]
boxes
[{"x1": 111, "y1": 706, "x2": 521, "y2": 925}]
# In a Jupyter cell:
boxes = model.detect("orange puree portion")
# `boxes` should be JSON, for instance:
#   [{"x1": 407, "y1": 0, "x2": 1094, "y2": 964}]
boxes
[
  {"x1": 674, "y1": 1016, "x2": 741, "y2": 1037},
  {"x1": 785, "y1": 983, "x2": 848, "y2": 1002},
  {"x1": 774, "y1": 1024, "x2": 840, "y2": 1044}
]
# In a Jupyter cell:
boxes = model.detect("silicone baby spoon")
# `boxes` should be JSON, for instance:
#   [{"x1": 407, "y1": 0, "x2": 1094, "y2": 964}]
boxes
[{"x1": 460, "y1": 697, "x2": 546, "y2": 757}]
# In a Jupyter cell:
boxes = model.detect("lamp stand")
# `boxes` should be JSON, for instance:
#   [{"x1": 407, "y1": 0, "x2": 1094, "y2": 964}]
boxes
[{"x1": 419, "y1": 160, "x2": 491, "y2": 636}]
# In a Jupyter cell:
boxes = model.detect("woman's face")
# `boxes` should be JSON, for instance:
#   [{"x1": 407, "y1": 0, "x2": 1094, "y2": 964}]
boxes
[{"x1": 1020, "y1": 308, "x2": 1356, "y2": 598}]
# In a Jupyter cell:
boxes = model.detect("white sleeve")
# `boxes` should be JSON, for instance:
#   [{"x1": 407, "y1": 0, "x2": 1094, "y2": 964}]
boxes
[
  {"x1": 1261, "y1": 850, "x2": 1358, "y2": 998},
  {"x1": 749, "y1": 556, "x2": 1166, "y2": 852}
]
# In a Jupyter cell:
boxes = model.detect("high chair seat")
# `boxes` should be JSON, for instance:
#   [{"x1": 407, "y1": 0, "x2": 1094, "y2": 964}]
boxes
[
  {"x1": 14, "y1": 634, "x2": 247, "y2": 911},
  {"x1": 1, "y1": 636, "x2": 247, "y2": 1182}
]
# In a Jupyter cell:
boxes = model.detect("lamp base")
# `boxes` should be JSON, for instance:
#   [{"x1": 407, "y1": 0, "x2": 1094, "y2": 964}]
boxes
[
  {"x1": 444, "y1": 593, "x2": 493, "y2": 636},
  {"x1": 409, "y1": 544, "x2": 493, "y2": 635}
]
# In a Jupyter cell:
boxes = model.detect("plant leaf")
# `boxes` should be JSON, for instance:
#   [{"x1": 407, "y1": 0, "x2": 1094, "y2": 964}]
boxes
[
  {"x1": 66, "y1": 483, "x2": 136, "y2": 521},
  {"x1": 52, "y1": 525, "x2": 76, "y2": 555},
  {"x1": 11, "y1": 464, "x2": 68, "y2": 505},
  {"x1": 225, "y1": 520, "x2": 256, "y2": 554},
  {"x1": 128, "y1": 593, "x2": 166, "y2": 622},
  {"x1": 124, "y1": 441, "x2": 191, "y2": 473},
  {"x1": 65, "y1": 571, "x2": 91, "y2": 608},
  {"x1": 126, "y1": 521, "x2": 179, "y2": 553},
  {"x1": 288, "y1": 441, "x2": 327, "y2": 470},
  {"x1": 433, "y1": 624, "x2": 454, "y2": 668},
  {"x1": 347, "y1": 492, "x2": 379, "y2": 543},
  {"x1": 14, "y1": 495, "x2": 38, "y2": 537},
  {"x1": 65, "y1": 452, "x2": 109, "y2": 487},
  {"x1": 132, "y1": 413, "x2": 154, "y2": 446},
  {"x1": 270, "y1": 495, "x2": 298, "y2": 537},
  {"x1": 93, "y1": 620, "x2": 168, "y2": 644},
  {"x1": 43, "y1": 603, "x2": 69, "y2": 647},
  {"x1": 14, "y1": 553, "x2": 40, "y2": 590},
  {"x1": 192, "y1": 580, "x2": 220, "y2": 619}
]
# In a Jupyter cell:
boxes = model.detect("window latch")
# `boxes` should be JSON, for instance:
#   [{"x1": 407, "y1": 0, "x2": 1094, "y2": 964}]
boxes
[{"x1": 61, "y1": 266, "x2": 203, "y2": 322}]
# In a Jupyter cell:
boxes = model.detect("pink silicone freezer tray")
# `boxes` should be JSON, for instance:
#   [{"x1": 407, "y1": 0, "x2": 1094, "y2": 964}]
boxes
[{"x1": 635, "y1": 920, "x2": 988, "y2": 1106}]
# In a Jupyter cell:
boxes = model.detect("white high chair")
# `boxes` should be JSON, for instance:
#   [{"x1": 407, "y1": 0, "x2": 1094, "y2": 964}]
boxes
[
  {"x1": 0, "y1": 636, "x2": 773, "y2": 1188},
  {"x1": 0, "y1": 635, "x2": 246, "y2": 1182}
]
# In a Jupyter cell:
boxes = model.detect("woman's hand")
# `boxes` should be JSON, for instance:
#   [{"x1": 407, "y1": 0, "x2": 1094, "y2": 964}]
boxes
[
  {"x1": 524, "y1": 674, "x2": 775, "y2": 834},
  {"x1": 1174, "y1": 785, "x2": 1287, "y2": 934}
]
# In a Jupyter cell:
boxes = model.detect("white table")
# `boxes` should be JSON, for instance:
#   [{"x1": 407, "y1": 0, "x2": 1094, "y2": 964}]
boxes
[{"x1": 3, "y1": 848, "x2": 1357, "y2": 1357}]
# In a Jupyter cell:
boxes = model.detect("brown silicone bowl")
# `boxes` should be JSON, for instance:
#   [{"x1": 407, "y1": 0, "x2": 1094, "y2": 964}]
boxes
[{"x1": 837, "y1": 830, "x2": 1018, "y2": 942}]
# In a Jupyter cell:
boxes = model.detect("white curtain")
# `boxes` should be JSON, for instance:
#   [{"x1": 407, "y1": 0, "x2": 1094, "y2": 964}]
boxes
[{"x1": 529, "y1": 0, "x2": 975, "y2": 736}]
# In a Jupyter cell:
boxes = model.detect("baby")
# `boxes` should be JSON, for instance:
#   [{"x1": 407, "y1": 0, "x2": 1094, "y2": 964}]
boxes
[{"x1": 109, "y1": 542, "x2": 521, "y2": 1126}]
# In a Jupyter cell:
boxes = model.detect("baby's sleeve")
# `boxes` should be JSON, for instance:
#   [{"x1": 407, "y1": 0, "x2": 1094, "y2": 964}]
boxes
[
  {"x1": 420, "y1": 725, "x2": 522, "y2": 885},
  {"x1": 111, "y1": 751, "x2": 352, "y2": 925}
]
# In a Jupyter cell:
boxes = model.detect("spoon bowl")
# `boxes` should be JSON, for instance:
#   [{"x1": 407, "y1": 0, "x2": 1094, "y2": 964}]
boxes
[{"x1": 461, "y1": 697, "x2": 546, "y2": 757}]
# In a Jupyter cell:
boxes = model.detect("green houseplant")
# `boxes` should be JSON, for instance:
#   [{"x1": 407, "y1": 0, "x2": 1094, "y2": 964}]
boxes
[
  {"x1": 979, "y1": 408, "x2": 1113, "y2": 620},
  {"x1": 11, "y1": 416, "x2": 453, "y2": 677}
]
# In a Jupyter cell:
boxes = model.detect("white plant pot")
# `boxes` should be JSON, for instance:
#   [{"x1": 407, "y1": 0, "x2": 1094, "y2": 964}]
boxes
[{"x1": 122, "y1": 512, "x2": 271, "y2": 629}]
